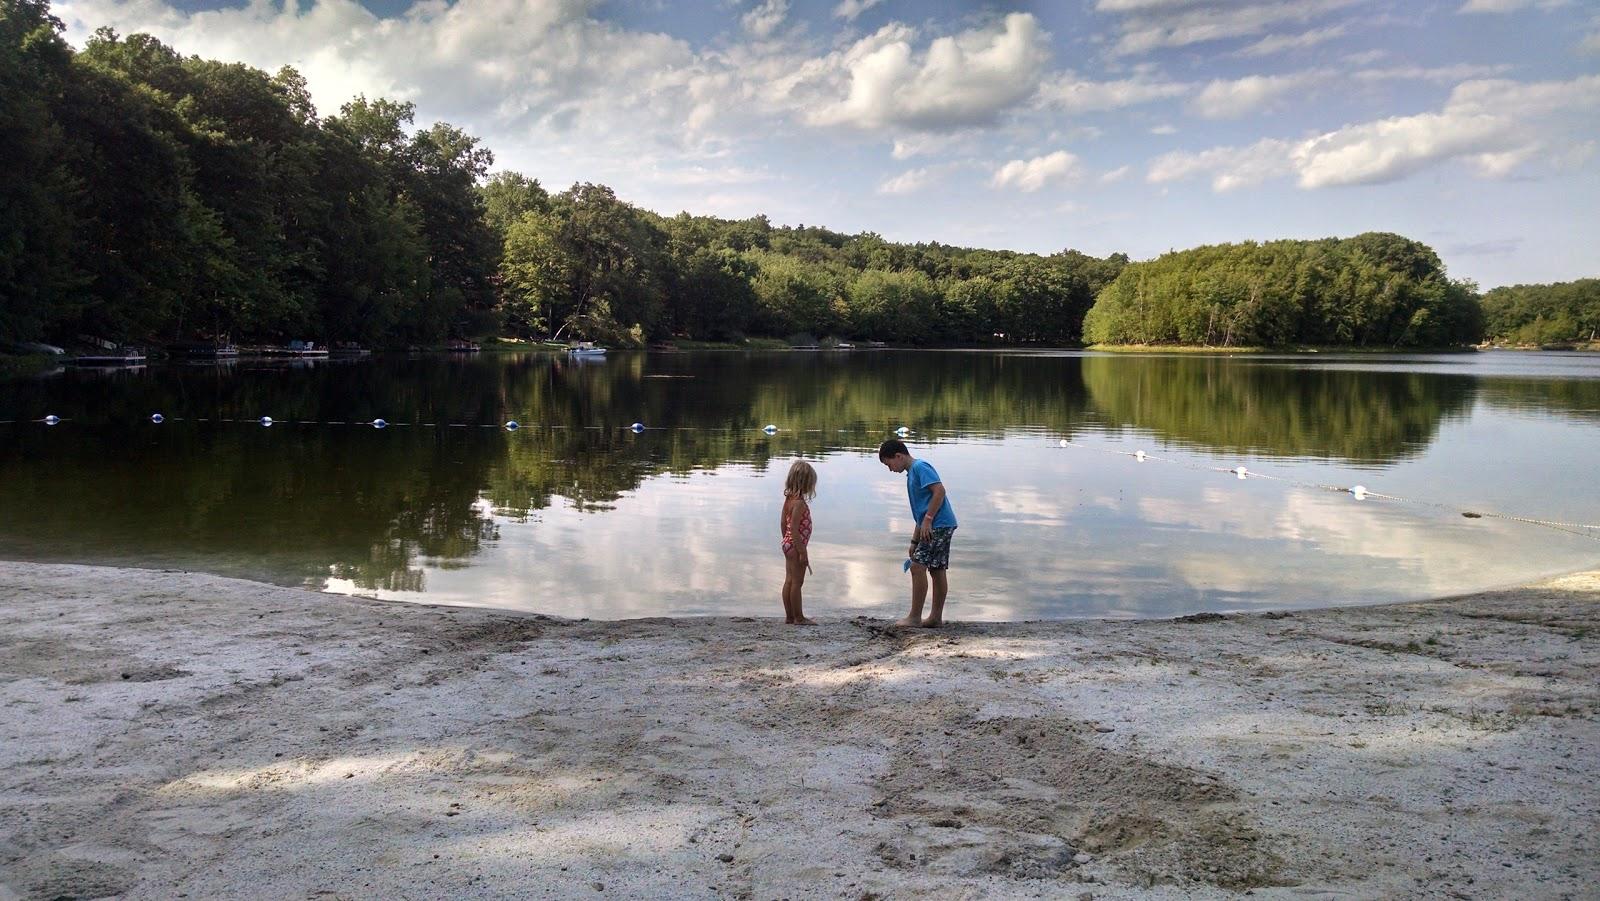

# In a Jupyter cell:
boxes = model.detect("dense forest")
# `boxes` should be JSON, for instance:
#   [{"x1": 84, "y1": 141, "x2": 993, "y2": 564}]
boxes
[
  {"x1": 1082, "y1": 235, "x2": 1485, "y2": 348},
  {"x1": 1480, "y1": 280, "x2": 1600, "y2": 346},
  {"x1": 1, "y1": 0, "x2": 1590, "y2": 351}
]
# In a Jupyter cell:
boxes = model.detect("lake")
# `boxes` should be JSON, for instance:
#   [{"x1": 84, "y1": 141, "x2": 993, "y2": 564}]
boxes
[{"x1": 2, "y1": 349, "x2": 1597, "y2": 619}]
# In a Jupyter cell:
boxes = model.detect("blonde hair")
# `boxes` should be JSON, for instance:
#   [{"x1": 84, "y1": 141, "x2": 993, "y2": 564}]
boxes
[{"x1": 784, "y1": 459, "x2": 818, "y2": 500}]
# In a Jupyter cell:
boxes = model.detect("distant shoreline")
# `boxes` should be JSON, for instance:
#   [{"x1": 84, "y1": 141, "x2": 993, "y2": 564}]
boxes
[
  {"x1": 1086, "y1": 343, "x2": 1483, "y2": 354},
  {"x1": 12, "y1": 343, "x2": 1600, "y2": 373}
]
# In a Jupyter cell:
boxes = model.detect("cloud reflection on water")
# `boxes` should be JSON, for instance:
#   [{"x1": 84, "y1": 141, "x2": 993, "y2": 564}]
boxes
[{"x1": 3, "y1": 350, "x2": 1596, "y2": 619}]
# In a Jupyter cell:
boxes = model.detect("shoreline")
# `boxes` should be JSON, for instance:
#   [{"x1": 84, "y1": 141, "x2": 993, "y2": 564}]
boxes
[{"x1": 2, "y1": 561, "x2": 1596, "y2": 899}]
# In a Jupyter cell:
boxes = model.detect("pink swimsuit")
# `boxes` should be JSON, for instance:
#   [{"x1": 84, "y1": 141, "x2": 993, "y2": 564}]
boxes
[{"x1": 782, "y1": 502, "x2": 812, "y2": 555}]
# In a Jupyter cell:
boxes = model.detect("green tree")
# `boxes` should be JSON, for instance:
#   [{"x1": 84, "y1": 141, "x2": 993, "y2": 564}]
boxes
[
  {"x1": 501, "y1": 210, "x2": 573, "y2": 336},
  {"x1": 0, "y1": 0, "x2": 80, "y2": 340},
  {"x1": 1084, "y1": 234, "x2": 1481, "y2": 348}
]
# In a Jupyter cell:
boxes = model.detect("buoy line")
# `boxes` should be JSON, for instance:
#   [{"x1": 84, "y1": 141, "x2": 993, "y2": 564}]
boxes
[
  {"x1": 9, "y1": 412, "x2": 1597, "y2": 542},
  {"x1": 1054, "y1": 438, "x2": 1600, "y2": 543}
]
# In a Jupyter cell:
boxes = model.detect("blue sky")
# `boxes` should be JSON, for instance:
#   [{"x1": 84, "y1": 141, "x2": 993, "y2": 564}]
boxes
[{"x1": 54, "y1": 0, "x2": 1600, "y2": 286}]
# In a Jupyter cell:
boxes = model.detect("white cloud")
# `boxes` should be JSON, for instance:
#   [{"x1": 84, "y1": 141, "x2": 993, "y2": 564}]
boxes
[
  {"x1": 1149, "y1": 123, "x2": 1178, "y2": 134},
  {"x1": 1446, "y1": 75, "x2": 1600, "y2": 118},
  {"x1": 1036, "y1": 71, "x2": 1190, "y2": 115},
  {"x1": 650, "y1": 164, "x2": 774, "y2": 186},
  {"x1": 1236, "y1": 23, "x2": 1347, "y2": 56},
  {"x1": 46, "y1": 0, "x2": 1057, "y2": 189},
  {"x1": 806, "y1": 13, "x2": 1051, "y2": 132},
  {"x1": 1470, "y1": 145, "x2": 1542, "y2": 178},
  {"x1": 1458, "y1": 0, "x2": 1570, "y2": 12},
  {"x1": 1190, "y1": 71, "x2": 1324, "y2": 119},
  {"x1": 54, "y1": 0, "x2": 706, "y2": 147},
  {"x1": 1352, "y1": 63, "x2": 1512, "y2": 84},
  {"x1": 1098, "y1": 0, "x2": 1362, "y2": 56},
  {"x1": 991, "y1": 151, "x2": 1082, "y2": 191},
  {"x1": 832, "y1": 0, "x2": 883, "y2": 22},
  {"x1": 877, "y1": 166, "x2": 938, "y2": 194},
  {"x1": 1149, "y1": 74, "x2": 1600, "y2": 191},
  {"x1": 889, "y1": 133, "x2": 967, "y2": 159},
  {"x1": 1343, "y1": 48, "x2": 1387, "y2": 65},
  {"x1": 1095, "y1": 0, "x2": 1231, "y2": 10},
  {"x1": 1148, "y1": 138, "x2": 1296, "y2": 191},
  {"x1": 1100, "y1": 164, "x2": 1133, "y2": 183},
  {"x1": 742, "y1": 0, "x2": 788, "y2": 39},
  {"x1": 1292, "y1": 112, "x2": 1515, "y2": 188}
]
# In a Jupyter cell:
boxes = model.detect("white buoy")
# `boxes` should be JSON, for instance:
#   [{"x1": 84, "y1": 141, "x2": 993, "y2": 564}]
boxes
[
  {"x1": 1059, "y1": 439, "x2": 1068, "y2": 448},
  {"x1": 1234, "y1": 466, "x2": 1248, "y2": 480},
  {"x1": 259, "y1": 416, "x2": 273, "y2": 427},
  {"x1": 1134, "y1": 450, "x2": 1147, "y2": 462},
  {"x1": 504, "y1": 420, "x2": 519, "y2": 431},
  {"x1": 895, "y1": 426, "x2": 910, "y2": 438},
  {"x1": 43, "y1": 414, "x2": 60, "y2": 426},
  {"x1": 763, "y1": 424, "x2": 778, "y2": 435},
  {"x1": 1350, "y1": 485, "x2": 1368, "y2": 500},
  {"x1": 150, "y1": 413, "x2": 164, "y2": 424},
  {"x1": 372, "y1": 418, "x2": 388, "y2": 429},
  {"x1": 631, "y1": 422, "x2": 645, "y2": 433}
]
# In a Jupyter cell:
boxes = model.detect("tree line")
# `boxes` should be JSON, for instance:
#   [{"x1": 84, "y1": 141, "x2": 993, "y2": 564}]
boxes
[
  {"x1": 1480, "y1": 280, "x2": 1600, "y2": 346},
  {"x1": 1082, "y1": 234, "x2": 1486, "y2": 348},
  {"x1": 3, "y1": 0, "x2": 1590, "y2": 351}
]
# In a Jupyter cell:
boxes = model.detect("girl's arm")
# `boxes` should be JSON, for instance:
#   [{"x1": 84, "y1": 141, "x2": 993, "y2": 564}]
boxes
[
  {"x1": 797, "y1": 499, "x2": 813, "y2": 572},
  {"x1": 779, "y1": 497, "x2": 789, "y2": 537}
]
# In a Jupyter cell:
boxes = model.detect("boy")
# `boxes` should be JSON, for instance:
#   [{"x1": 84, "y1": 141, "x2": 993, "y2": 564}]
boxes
[{"x1": 878, "y1": 439, "x2": 957, "y2": 628}]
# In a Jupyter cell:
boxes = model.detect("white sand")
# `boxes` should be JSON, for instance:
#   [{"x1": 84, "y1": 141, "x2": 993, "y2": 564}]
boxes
[{"x1": 1, "y1": 561, "x2": 1596, "y2": 900}]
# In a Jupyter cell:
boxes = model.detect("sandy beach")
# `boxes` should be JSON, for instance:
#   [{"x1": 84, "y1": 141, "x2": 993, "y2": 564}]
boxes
[{"x1": 1, "y1": 561, "x2": 1596, "y2": 900}]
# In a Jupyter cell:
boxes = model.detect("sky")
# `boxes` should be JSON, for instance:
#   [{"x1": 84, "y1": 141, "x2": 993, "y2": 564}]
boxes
[{"x1": 51, "y1": 0, "x2": 1600, "y2": 288}]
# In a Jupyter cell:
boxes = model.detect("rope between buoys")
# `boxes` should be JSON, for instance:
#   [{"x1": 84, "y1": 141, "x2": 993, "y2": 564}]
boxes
[{"x1": 1054, "y1": 438, "x2": 1600, "y2": 543}]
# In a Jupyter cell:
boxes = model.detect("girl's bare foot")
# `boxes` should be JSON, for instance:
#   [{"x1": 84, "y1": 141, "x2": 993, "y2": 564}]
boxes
[
  {"x1": 918, "y1": 618, "x2": 943, "y2": 628},
  {"x1": 792, "y1": 616, "x2": 818, "y2": 626},
  {"x1": 893, "y1": 615, "x2": 921, "y2": 628}
]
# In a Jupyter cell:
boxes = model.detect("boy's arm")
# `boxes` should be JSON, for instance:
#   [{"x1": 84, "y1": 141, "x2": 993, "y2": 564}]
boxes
[{"x1": 917, "y1": 482, "x2": 945, "y2": 540}]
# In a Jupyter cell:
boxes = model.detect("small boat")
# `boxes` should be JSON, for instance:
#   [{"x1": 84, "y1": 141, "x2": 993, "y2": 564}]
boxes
[
  {"x1": 264, "y1": 340, "x2": 329, "y2": 357},
  {"x1": 446, "y1": 340, "x2": 481, "y2": 353},
  {"x1": 168, "y1": 341, "x2": 239, "y2": 359},
  {"x1": 71, "y1": 348, "x2": 147, "y2": 366},
  {"x1": 568, "y1": 342, "x2": 607, "y2": 357},
  {"x1": 11, "y1": 341, "x2": 66, "y2": 356}
]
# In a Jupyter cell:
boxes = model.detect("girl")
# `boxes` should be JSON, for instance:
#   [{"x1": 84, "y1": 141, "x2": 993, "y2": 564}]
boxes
[{"x1": 780, "y1": 460, "x2": 818, "y2": 625}]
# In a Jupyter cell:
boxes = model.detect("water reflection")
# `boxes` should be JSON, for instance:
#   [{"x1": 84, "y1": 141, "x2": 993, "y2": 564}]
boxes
[
  {"x1": 1080, "y1": 355, "x2": 1477, "y2": 464},
  {"x1": 0, "y1": 350, "x2": 1596, "y2": 617}
]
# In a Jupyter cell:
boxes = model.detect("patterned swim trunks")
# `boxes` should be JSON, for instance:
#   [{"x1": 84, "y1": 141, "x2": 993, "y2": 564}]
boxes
[{"x1": 910, "y1": 526, "x2": 956, "y2": 571}]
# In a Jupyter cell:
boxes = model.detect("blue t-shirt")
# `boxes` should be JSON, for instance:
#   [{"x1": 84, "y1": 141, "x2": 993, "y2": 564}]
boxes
[{"x1": 907, "y1": 459, "x2": 957, "y2": 530}]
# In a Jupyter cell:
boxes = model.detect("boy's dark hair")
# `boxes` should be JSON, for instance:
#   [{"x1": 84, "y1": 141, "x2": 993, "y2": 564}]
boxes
[{"x1": 878, "y1": 438, "x2": 909, "y2": 460}]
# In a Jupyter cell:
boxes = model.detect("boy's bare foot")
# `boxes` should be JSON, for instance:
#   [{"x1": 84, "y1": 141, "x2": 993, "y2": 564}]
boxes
[
  {"x1": 791, "y1": 616, "x2": 818, "y2": 626},
  {"x1": 892, "y1": 615, "x2": 922, "y2": 628},
  {"x1": 918, "y1": 618, "x2": 943, "y2": 628}
]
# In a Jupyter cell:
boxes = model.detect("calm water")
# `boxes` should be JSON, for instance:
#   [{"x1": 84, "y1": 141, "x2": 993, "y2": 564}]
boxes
[{"x1": 2, "y1": 350, "x2": 1597, "y2": 619}]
